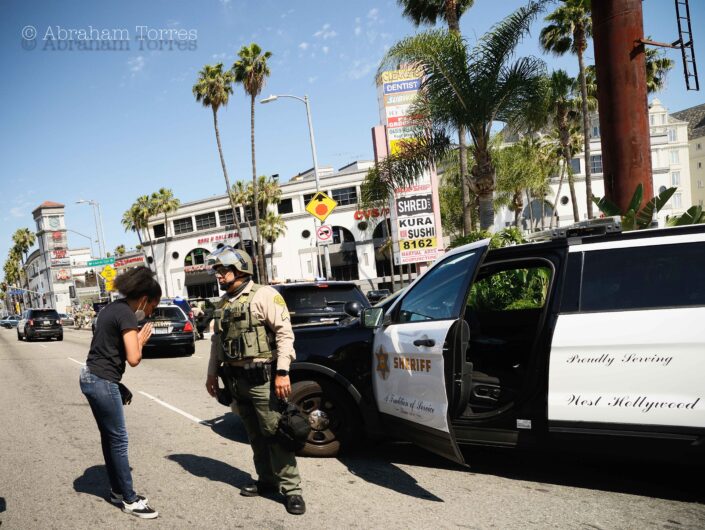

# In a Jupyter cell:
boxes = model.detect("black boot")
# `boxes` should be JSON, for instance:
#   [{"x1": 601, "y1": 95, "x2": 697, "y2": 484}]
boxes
[
  {"x1": 285, "y1": 495, "x2": 306, "y2": 515},
  {"x1": 240, "y1": 483, "x2": 278, "y2": 497}
]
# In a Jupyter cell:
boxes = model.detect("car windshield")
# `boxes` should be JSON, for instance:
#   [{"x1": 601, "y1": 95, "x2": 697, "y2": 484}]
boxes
[
  {"x1": 150, "y1": 307, "x2": 185, "y2": 320},
  {"x1": 283, "y1": 286, "x2": 365, "y2": 311}
]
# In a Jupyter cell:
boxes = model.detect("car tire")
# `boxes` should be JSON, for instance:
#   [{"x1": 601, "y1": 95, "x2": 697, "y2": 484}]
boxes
[
  {"x1": 57, "y1": 335, "x2": 63, "y2": 341},
  {"x1": 183, "y1": 344, "x2": 195, "y2": 356},
  {"x1": 24, "y1": 328, "x2": 32, "y2": 342},
  {"x1": 290, "y1": 379, "x2": 361, "y2": 458}
]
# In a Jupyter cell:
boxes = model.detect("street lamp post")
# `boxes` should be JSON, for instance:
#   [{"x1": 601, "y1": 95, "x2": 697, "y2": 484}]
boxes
[
  {"x1": 76, "y1": 199, "x2": 106, "y2": 258},
  {"x1": 260, "y1": 94, "x2": 332, "y2": 279}
]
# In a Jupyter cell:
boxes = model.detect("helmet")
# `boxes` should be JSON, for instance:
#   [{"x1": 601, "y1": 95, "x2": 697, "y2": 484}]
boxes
[{"x1": 206, "y1": 245, "x2": 253, "y2": 275}]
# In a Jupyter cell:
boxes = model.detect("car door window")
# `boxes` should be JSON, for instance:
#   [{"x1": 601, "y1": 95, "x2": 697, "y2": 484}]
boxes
[{"x1": 397, "y1": 251, "x2": 482, "y2": 323}]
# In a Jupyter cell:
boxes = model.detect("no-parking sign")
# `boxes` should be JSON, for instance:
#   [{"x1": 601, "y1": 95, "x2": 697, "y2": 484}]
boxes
[{"x1": 316, "y1": 225, "x2": 333, "y2": 245}]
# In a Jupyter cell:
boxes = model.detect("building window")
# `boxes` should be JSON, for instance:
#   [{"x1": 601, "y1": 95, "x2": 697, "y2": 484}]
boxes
[
  {"x1": 219, "y1": 209, "x2": 234, "y2": 227},
  {"x1": 673, "y1": 193, "x2": 682, "y2": 209},
  {"x1": 153, "y1": 223, "x2": 165, "y2": 238},
  {"x1": 242, "y1": 205, "x2": 254, "y2": 222},
  {"x1": 331, "y1": 186, "x2": 357, "y2": 206},
  {"x1": 303, "y1": 193, "x2": 316, "y2": 206},
  {"x1": 671, "y1": 171, "x2": 680, "y2": 186},
  {"x1": 184, "y1": 248, "x2": 208, "y2": 266},
  {"x1": 590, "y1": 155, "x2": 603, "y2": 174},
  {"x1": 569, "y1": 158, "x2": 581, "y2": 174},
  {"x1": 661, "y1": 114, "x2": 666, "y2": 124},
  {"x1": 173, "y1": 217, "x2": 194, "y2": 235},
  {"x1": 670, "y1": 150, "x2": 680, "y2": 164},
  {"x1": 697, "y1": 143, "x2": 702, "y2": 150},
  {"x1": 277, "y1": 198, "x2": 293, "y2": 214},
  {"x1": 668, "y1": 128, "x2": 677, "y2": 142},
  {"x1": 592, "y1": 126, "x2": 600, "y2": 138},
  {"x1": 195, "y1": 212, "x2": 217, "y2": 231},
  {"x1": 649, "y1": 114, "x2": 655, "y2": 126},
  {"x1": 699, "y1": 162, "x2": 703, "y2": 169}
]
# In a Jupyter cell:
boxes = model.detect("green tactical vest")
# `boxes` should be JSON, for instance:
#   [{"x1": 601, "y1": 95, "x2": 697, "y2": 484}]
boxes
[{"x1": 213, "y1": 284, "x2": 276, "y2": 362}]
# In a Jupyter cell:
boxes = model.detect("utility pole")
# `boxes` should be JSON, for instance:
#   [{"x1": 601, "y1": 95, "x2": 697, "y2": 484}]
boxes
[{"x1": 591, "y1": 0, "x2": 653, "y2": 212}]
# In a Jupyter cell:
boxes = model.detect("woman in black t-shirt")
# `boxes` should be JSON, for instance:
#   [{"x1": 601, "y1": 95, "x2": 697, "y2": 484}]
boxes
[{"x1": 79, "y1": 266, "x2": 161, "y2": 519}]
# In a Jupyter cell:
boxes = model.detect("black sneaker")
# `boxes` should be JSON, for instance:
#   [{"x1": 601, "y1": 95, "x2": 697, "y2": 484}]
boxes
[
  {"x1": 110, "y1": 492, "x2": 148, "y2": 506},
  {"x1": 285, "y1": 495, "x2": 306, "y2": 515},
  {"x1": 122, "y1": 497, "x2": 158, "y2": 519}
]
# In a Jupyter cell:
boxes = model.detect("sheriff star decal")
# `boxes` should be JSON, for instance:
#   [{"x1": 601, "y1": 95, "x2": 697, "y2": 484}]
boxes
[{"x1": 375, "y1": 346, "x2": 390, "y2": 380}]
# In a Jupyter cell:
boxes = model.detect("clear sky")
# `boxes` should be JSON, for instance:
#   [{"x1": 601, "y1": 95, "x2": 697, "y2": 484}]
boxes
[{"x1": 1, "y1": 0, "x2": 703, "y2": 266}]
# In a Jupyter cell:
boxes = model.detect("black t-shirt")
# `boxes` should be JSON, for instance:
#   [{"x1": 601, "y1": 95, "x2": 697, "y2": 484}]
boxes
[{"x1": 86, "y1": 299, "x2": 139, "y2": 382}]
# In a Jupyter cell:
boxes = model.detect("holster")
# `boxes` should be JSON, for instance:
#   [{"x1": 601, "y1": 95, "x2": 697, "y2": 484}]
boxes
[
  {"x1": 215, "y1": 365, "x2": 234, "y2": 407},
  {"x1": 222, "y1": 362, "x2": 272, "y2": 386}
]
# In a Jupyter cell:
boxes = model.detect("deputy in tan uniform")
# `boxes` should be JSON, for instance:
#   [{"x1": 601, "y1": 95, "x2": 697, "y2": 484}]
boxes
[{"x1": 203, "y1": 245, "x2": 305, "y2": 516}]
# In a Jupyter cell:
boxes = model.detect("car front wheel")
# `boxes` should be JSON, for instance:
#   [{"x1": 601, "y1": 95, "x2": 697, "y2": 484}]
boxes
[{"x1": 289, "y1": 379, "x2": 361, "y2": 458}]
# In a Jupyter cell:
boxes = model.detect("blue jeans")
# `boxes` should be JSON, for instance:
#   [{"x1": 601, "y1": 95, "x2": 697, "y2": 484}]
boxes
[{"x1": 79, "y1": 366, "x2": 137, "y2": 503}]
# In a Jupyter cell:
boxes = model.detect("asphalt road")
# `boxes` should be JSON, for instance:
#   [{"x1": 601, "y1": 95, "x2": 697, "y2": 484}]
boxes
[{"x1": 1, "y1": 327, "x2": 704, "y2": 529}]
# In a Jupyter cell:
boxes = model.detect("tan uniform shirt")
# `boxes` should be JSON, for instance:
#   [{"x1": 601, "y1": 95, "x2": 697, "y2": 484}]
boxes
[{"x1": 208, "y1": 280, "x2": 296, "y2": 376}]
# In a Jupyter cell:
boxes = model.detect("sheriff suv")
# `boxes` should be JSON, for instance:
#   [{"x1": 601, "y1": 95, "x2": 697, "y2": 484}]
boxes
[
  {"x1": 286, "y1": 220, "x2": 705, "y2": 463},
  {"x1": 272, "y1": 281, "x2": 369, "y2": 326},
  {"x1": 17, "y1": 308, "x2": 63, "y2": 341}
]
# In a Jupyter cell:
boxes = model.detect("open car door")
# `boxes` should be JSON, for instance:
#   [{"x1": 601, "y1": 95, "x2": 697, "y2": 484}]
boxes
[{"x1": 370, "y1": 241, "x2": 490, "y2": 465}]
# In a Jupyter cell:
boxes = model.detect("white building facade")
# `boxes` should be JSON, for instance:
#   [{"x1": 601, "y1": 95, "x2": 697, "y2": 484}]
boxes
[
  {"x1": 672, "y1": 103, "x2": 705, "y2": 210},
  {"x1": 143, "y1": 161, "x2": 417, "y2": 299},
  {"x1": 496, "y1": 99, "x2": 693, "y2": 229}
]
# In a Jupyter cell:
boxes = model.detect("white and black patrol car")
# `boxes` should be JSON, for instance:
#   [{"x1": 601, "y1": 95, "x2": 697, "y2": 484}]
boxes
[{"x1": 288, "y1": 220, "x2": 705, "y2": 463}]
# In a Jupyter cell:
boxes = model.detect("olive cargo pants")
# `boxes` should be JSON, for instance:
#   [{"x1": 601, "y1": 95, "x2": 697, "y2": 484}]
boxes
[{"x1": 230, "y1": 376, "x2": 302, "y2": 496}]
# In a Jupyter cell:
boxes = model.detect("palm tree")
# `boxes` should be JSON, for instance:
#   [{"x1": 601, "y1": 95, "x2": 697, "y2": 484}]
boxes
[
  {"x1": 544, "y1": 69, "x2": 585, "y2": 222},
  {"x1": 260, "y1": 211, "x2": 287, "y2": 282},
  {"x1": 3, "y1": 257, "x2": 21, "y2": 312},
  {"x1": 192, "y1": 63, "x2": 243, "y2": 242},
  {"x1": 230, "y1": 180, "x2": 258, "y2": 276},
  {"x1": 232, "y1": 43, "x2": 273, "y2": 283},
  {"x1": 381, "y1": 1, "x2": 548, "y2": 231},
  {"x1": 122, "y1": 197, "x2": 157, "y2": 267},
  {"x1": 397, "y1": 0, "x2": 476, "y2": 235},
  {"x1": 496, "y1": 136, "x2": 555, "y2": 228},
  {"x1": 114, "y1": 245, "x2": 126, "y2": 256},
  {"x1": 540, "y1": 0, "x2": 594, "y2": 219},
  {"x1": 12, "y1": 228, "x2": 36, "y2": 308},
  {"x1": 150, "y1": 188, "x2": 180, "y2": 297}
]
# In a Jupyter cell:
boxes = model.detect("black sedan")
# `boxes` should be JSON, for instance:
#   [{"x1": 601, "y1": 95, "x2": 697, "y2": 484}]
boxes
[{"x1": 141, "y1": 304, "x2": 196, "y2": 356}]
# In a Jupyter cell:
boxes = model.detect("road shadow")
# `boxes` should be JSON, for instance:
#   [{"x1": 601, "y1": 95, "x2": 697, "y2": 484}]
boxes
[
  {"x1": 73, "y1": 465, "x2": 111, "y2": 500},
  {"x1": 359, "y1": 441, "x2": 705, "y2": 503},
  {"x1": 460, "y1": 445, "x2": 705, "y2": 503},
  {"x1": 167, "y1": 454, "x2": 252, "y2": 492},
  {"x1": 202, "y1": 412, "x2": 250, "y2": 445},
  {"x1": 338, "y1": 444, "x2": 454, "y2": 502},
  {"x1": 0, "y1": 496, "x2": 4, "y2": 527}
]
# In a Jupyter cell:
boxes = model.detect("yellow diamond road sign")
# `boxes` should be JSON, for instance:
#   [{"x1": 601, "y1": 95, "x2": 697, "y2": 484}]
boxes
[
  {"x1": 305, "y1": 191, "x2": 338, "y2": 222},
  {"x1": 100, "y1": 264, "x2": 116, "y2": 281}
]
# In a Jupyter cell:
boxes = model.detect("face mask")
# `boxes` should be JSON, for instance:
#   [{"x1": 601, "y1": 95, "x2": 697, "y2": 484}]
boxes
[{"x1": 134, "y1": 299, "x2": 148, "y2": 321}]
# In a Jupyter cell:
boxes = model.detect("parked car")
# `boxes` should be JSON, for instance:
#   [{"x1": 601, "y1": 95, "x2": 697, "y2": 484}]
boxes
[
  {"x1": 58, "y1": 313, "x2": 75, "y2": 326},
  {"x1": 366, "y1": 289, "x2": 391, "y2": 304},
  {"x1": 285, "y1": 220, "x2": 705, "y2": 464},
  {"x1": 17, "y1": 308, "x2": 63, "y2": 341},
  {"x1": 272, "y1": 281, "x2": 370, "y2": 326},
  {"x1": 0, "y1": 315, "x2": 21, "y2": 328},
  {"x1": 140, "y1": 303, "x2": 196, "y2": 356}
]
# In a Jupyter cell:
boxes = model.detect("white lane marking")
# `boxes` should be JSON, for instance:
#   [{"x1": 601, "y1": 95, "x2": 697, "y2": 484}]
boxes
[
  {"x1": 138, "y1": 391, "x2": 207, "y2": 425},
  {"x1": 68, "y1": 357, "x2": 85, "y2": 366}
]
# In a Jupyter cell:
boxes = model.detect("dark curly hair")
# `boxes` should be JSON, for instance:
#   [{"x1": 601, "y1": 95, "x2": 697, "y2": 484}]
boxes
[{"x1": 113, "y1": 266, "x2": 162, "y2": 301}]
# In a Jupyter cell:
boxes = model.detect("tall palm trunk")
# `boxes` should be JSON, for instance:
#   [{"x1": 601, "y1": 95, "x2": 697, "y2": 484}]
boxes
[
  {"x1": 525, "y1": 189, "x2": 535, "y2": 230},
  {"x1": 162, "y1": 213, "x2": 170, "y2": 297},
  {"x1": 576, "y1": 26, "x2": 592, "y2": 220},
  {"x1": 212, "y1": 107, "x2": 243, "y2": 245},
  {"x1": 143, "y1": 227, "x2": 157, "y2": 271},
  {"x1": 269, "y1": 241, "x2": 275, "y2": 281},
  {"x1": 250, "y1": 95, "x2": 266, "y2": 283},
  {"x1": 444, "y1": 2, "x2": 472, "y2": 236},
  {"x1": 550, "y1": 162, "x2": 566, "y2": 228}
]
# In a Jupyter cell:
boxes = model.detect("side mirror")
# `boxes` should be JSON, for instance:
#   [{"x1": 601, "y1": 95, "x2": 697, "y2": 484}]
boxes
[
  {"x1": 344, "y1": 301, "x2": 362, "y2": 318},
  {"x1": 361, "y1": 307, "x2": 385, "y2": 329}
]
